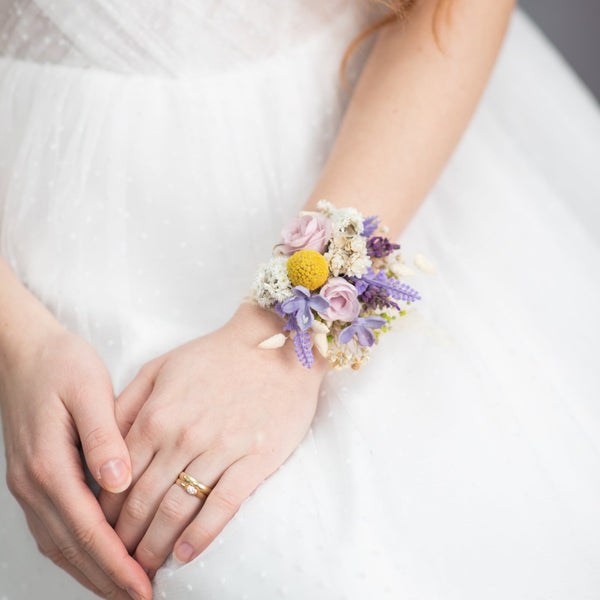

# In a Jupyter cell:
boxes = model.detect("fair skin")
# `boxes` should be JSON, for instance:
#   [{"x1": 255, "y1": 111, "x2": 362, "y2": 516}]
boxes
[{"x1": 0, "y1": 0, "x2": 515, "y2": 598}]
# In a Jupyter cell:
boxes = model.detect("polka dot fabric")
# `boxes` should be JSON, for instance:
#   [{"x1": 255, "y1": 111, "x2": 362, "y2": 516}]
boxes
[{"x1": 1, "y1": 3, "x2": 600, "y2": 599}]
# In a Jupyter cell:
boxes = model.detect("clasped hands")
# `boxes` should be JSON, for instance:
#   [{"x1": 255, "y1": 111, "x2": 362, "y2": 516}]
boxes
[{"x1": 0, "y1": 302, "x2": 326, "y2": 600}]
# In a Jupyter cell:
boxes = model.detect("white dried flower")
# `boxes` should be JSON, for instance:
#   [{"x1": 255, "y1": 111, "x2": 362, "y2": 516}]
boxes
[
  {"x1": 316, "y1": 200, "x2": 364, "y2": 235},
  {"x1": 311, "y1": 320, "x2": 329, "y2": 334},
  {"x1": 313, "y1": 333, "x2": 329, "y2": 358},
  {"x1": 316, "y1": 199, "x2": 336, "y2": 217},
  {"x1": 257, "y1": 333, "x2": 288, "y2": 349},
  {"x1": 349, "y1": 236, "x2": 366, "y2": 253},
  {"x1": 414, "y1": 252, "x2": 436, "y2": 274},
  {"x1": 345, "y1": 253, "x2": 370, "y2": 278},
  {"x1": 324, "y1": 231, "x2": 370, "y2": 277},
  {"x1": 253, "y1": 256, "x2": 293, "y2": 308},
  {"x1": 326, "y1": 323, "x2": 372, "y2": 370},
  {"x1": 325, "y1": 249, "x2": 347, "y2": 276},
  {"x1": 331, "y1": 207, "x2": 364, "y2": 235},
  {"x1": 389, "y1": 261, "x2": 415, "y2": 278}
]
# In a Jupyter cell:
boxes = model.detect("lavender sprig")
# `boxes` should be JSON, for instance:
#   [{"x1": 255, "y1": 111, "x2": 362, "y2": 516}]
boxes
[
  {"x1": 366, "y1": 236, "x2": 400, "y2": 259},
  {"x1": 274, "y1": 301, "x2": 315, "y2": 367},
  {"x1": 361, "y1": 215, "x2": 380, "y2": 238},
  {"x1": 353, "y1": 268, "x2": 421, "y2": 303},
  {"x1": 360, "y1": 286, "x2": 401, "y2": 311},
  {"x1": 292, "y1": 329, "x2": 314, "y2": 368}
]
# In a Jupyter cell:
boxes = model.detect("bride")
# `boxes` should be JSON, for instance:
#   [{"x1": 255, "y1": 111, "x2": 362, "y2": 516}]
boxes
[{"x1": 1, "y1": 0, "x2": 600, "y2": 599}]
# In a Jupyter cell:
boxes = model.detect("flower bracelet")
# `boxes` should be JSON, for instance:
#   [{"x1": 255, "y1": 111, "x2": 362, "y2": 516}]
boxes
[{"x1": 251, "y1": 200, "x2": 429, "y2": 370}]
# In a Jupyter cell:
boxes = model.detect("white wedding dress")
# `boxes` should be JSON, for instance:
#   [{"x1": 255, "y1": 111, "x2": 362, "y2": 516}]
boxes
[{"x1": 1, "y1": 1, "x2": 600, "y2": 599}]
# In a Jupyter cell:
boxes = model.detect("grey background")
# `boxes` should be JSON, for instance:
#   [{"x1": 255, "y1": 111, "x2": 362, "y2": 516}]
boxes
[{"x1": 520, "y1": 0, "x2": 600, "y2": 102}]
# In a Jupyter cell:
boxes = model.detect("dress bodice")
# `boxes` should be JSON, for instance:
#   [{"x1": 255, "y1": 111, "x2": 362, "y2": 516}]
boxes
[{"x1": 0, "y1": 0, "x2": 380, "y2": 75}]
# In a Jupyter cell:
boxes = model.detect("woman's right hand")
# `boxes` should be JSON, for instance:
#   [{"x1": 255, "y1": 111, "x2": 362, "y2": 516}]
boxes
[{"x1": 0, "y1": 321, "x2": 152, "y2": 600}]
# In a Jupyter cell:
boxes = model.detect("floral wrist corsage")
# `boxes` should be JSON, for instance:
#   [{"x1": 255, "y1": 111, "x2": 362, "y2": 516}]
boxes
[{"x1": 252, "y1": 200, "x2": 427, "y2": 370}]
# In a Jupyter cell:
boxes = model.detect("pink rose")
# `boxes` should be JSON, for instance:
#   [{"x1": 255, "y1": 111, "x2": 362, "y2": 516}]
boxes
[
  {"x1": 279, "y1": 214, "x2": 331, "y2": 256},
  {"x1": 318, "y1": 277, "x2": 360, "y2": 322}
]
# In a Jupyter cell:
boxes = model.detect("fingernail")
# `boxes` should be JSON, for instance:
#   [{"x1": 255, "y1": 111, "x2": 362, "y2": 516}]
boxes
[
  {"x1": 99, "y1": 458, "x2": 130, "y2": 492},
  {"x1": 175, "y1": 542, "x2": 194, "y2": 563},
  {"x1": 126, "y1": 587, "x2": 144, "y2": 600}
]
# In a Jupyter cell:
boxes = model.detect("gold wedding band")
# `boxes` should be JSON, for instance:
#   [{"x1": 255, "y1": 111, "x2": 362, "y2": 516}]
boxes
[{"x1": 176, "y1": 471, "x2": 213, "y2": 499}]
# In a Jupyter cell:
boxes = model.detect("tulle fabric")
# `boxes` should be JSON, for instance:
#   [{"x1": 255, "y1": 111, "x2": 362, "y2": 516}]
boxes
[{"x1": 1, "y1": 2, "x2": 600, "y2": 599}]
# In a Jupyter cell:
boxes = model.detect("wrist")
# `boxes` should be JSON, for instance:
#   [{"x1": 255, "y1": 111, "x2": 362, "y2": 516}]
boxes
[
  {"x1": 0, "y1": 297, "x2": 65, "y2": 382},
  {"x1": 228, "y1": 302, "x2": 329, "y2": 380}
]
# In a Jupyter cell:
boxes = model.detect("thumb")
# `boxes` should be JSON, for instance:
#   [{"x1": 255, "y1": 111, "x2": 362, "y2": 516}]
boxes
[{"x1": 69, "y1": 379, "x2": 133, "y2": 494}]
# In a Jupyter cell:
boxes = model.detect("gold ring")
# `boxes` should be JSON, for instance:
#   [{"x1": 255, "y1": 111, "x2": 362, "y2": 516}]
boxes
[
  {"x1": 175, "y1": 477, "x2": 208, "y2": 499},
  {"x1": 176, "y1": 471, "x2": 213, "y2": 498}
]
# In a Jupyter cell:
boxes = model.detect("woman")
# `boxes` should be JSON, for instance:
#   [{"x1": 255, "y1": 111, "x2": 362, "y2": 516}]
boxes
[{"x1": 1, "y1": 0, "x2": 600, "y2": 599}]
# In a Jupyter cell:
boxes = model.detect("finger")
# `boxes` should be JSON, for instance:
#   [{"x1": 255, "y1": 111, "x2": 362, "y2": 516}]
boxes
[
  {"x1": 47, "y1": 439, "x2": 152, "y2": 600},
  {"x1": 26, "y1": 490, "x2": 140, "y2": 600},
  {"x1": 98, "y1": 417, "x2": 161, "y2": 527},
  {"x1": 113, "y1": 453, "x2": 182, "y2": 553},
  {"x1": 114, "y1": 364, "x2": 158, "y2": 439},
  {"x1": 173, "y1": 453, "x2": 268, "y2": 564},
  {"x1": 68, "y1": 377, "x2": 132, "y2": 494},
  {"x1": 24, "y1": 508, "x2": 104, "y2": 597},
  {"x1": 133, "y1": 450, "x2": 233, "y2": 577}
]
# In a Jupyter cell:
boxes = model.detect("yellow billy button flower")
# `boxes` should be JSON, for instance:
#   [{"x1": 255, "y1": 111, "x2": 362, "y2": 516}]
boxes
[{"x1": 287, "y1": 249, "x2": 329, "y2": 291}]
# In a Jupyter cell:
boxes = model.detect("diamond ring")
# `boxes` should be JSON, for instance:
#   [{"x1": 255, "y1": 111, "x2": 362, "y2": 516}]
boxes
[{"x1": 175, "y1": 471, "x2": 212, "y2": 499}]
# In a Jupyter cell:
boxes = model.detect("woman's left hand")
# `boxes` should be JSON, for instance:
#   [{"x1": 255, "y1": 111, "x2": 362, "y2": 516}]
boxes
[{"x1": 99, "y1": 302, "x2": 327, "y2": 578}]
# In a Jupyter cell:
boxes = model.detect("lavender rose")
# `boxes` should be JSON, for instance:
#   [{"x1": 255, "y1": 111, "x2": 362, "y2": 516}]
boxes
[
  {"x1": 278, "y1": 214, "x2": 332, "y2": 256},
  {"x1": 318, "y1": 277, "x2": 360, "y2": 322}
]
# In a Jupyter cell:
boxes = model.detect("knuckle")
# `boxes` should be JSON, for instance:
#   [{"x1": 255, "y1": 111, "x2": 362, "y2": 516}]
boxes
[
  {"x1": 35, "y1": 538, "x2": 53, "y2": 558},
  {"x1": 158, "y1": 495, "x2": 187, "y2": 525},
  {"x1": 192, "y1": 521, "x2": 219, "y2": 547},
  {"x1": 43, "y1": 545, "x2": 66, "y2": 567},
  {"x1": 82, "y1": 425, "x2": 113, "y2": 455},
  {"x1": 135, "y1": 542, "x2": 162, "y2": 564},
  {"x1": 28, "y1": 460, "x2": 53, "y2": 491},
  {"x1": 140, "y1": 405, "x2": 169, "y2": 438},
  {"x1": 212, "y1": 488, "x2": 241, "y2": 516},
  {"x1": 5, "y1": 465, "x2": 28, "y2": 499},
  {"x1": 174, "y1": 425, "x2": 202, "y2": 453},
  {"x1": 104, "y1": 586, "x2": 127, "y2": 600},
  {"x1": 70, "y1": 381, "x2": 98, "y2": 407},
  {"x1": 123, "y1": 495, "x2": 149, "y2": 525},
  {"x1": 137, "y1": 362, "x2": 156, "y2": 383},
  {"x1": 71, "y1": 523, "x2": 98, "y2": 552},
  {"x1": 60, "y1": 540, "x2": 85, "y2": 568}
]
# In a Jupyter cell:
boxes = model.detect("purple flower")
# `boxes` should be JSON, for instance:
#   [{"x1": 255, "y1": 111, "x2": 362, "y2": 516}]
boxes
[
  {"x1": 280, "y1": 286, "x2": 330, "y2": 332},
  {"x1": 366, "y1": 236, "x2": 400, "y2": 259},
  {"x1": 360, "y1": 286, "x2": 400, "y2": 311},
  {"x1": 353, "y1": 268, "x2": 421, "y2": 303},
  {"x1": 292, "y1": 330, "x2": 314, "y2": 369},
  {"x1": 338, "y1": 316, "x2": 387, "y2": 347},
  {"x1": 361, "y1": 215, "x2": 380, "y2": 238},
  {"x1": 352, "y1": 278, "x2": 369, "y2": 295}
]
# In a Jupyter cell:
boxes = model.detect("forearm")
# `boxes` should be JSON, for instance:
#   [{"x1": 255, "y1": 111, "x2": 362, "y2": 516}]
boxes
[
  {"x1": 306, "y1": 0, "x2": 516, "y2": 237},
  {"x1": 0, "y1": 257, "x2": 62, "y2": 378}
]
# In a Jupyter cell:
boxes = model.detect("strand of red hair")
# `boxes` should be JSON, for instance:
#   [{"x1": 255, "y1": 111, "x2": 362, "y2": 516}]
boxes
[{"x1": 339, "y1": 0, "x2": 453, "y2": 88}]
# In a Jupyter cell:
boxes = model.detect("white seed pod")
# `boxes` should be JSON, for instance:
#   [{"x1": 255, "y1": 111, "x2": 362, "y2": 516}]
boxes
[
  {"x1": 414, "y1": 252, "x2": 436, "y2": 274},
  {"x1": 257, "y1": 333, "x2": 288, "y2": 349},
  {"x1": 311, "y1": 320, "x2": 329, "y2": 334},
  {"x1": 389, "y1": 262, "x2": 415, "y2": 278},
  {"x1": 313, "y1": 333, "x2": 329, "y2": 358}
]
